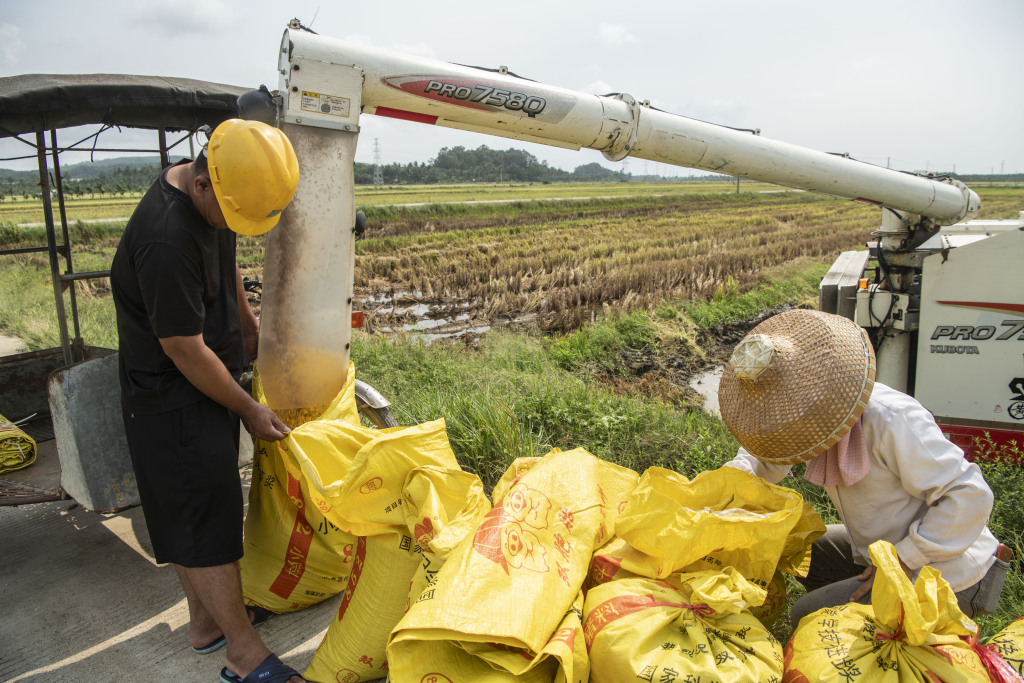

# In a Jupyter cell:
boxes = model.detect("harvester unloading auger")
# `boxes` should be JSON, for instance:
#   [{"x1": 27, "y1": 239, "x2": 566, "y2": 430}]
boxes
[{"x1": 257, "y1": 20, "x2": 1021, "y2": 456}]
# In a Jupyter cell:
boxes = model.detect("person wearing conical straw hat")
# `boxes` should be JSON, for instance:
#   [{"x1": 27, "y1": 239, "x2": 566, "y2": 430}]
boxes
[{"x1": 718, "y1": 309, "x2": 1008, "y2": 628}]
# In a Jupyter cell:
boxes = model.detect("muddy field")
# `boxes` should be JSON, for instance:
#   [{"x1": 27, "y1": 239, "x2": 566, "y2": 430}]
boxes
[{"x1": 339, "y1": 192, "x2": 876, "y2": 340}]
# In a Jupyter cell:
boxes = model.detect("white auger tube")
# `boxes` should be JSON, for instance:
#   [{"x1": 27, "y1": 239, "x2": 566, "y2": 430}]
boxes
[
  {"x1": 279, "y1": 27, "x2": 979, "y2": 225},
  {"x1": 257, "y1": 123, "x2": 357, "y2": 411}
]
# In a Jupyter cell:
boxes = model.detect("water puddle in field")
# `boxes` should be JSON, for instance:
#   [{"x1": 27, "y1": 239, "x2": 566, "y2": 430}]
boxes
[
  {"x1": 689, "y1": 365, "x2": 724, "y2": 415},
  {"x1": 355, "y1": 289, "x2": 494, "y2": 341}
]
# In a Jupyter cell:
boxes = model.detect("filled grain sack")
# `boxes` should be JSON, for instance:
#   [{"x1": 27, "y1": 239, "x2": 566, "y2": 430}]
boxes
[
  {"x1": 587, "y1": 465, "x2": 823, "y2": 632},
  {"x1": 784, "y1": 540, "x2": 991, "y2": 682},
  {"x1": 303, "y1": 462, "x2": 485, "y2": 682},
  {"x1": 585, "y1": 569, "x2": 783, "y2": 683},
  {"x1": 387, "y1": 448, "x2": 638, "y2": 683},
  {"x1": 240, "y1": 364, "x2": 362, "y2": 613}
]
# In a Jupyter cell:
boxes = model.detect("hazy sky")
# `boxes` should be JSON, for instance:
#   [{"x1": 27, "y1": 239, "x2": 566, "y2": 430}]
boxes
[{"x1": 2, "y1": 0, "x2": 1022, "y2": 176}]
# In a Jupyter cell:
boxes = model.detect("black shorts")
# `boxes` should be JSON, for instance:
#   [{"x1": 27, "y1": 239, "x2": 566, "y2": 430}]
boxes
[{"x1": 122, "y1": 397, "x2": 243, "y2": 567}]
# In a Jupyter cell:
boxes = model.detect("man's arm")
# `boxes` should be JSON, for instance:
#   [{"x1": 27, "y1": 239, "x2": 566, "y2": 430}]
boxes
[
  {"x1": 236, "y1": 265, "x2": 259, "y2": 361},
  {"x1": 159, "y1": 334, "x2": 288, "y2": 440},
  {"x1": 879, "y1": 398, "x2": 994, "y2": 571},
  {"x1": 724, "y1": 447, "x2": 792, "y2": 484}
]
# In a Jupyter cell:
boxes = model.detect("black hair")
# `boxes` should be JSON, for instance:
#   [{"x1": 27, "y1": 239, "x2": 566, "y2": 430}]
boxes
[{"x1": 194, "y1": 149, "x2": 209, "y2": 174}]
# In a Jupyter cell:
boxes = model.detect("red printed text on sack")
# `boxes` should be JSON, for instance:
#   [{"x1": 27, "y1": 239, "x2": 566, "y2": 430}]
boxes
[
  {"x1": 269, "y1": 473, "x2": 314, "y2": 599},
  {"x1": 336, "y1": 536, "x2": 367, "y2": 621},
  {"x1": 583, "y1": 593, "x2": 660, "y2": 650}
]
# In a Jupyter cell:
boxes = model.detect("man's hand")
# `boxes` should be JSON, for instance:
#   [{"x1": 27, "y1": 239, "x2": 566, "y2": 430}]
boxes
[
  {"x1": 849, "y1": 565, "x2": 876, "y2": 602},
  {"x1": 849, "y1": 559, "x2": 913, "y2": 602},
  {"x1": 242, "y1": 402, "x2": 290, "y2": 441}
]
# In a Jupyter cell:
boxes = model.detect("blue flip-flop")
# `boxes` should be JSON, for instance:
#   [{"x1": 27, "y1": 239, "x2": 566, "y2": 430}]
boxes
[
  {"x1": 192, "y1": 606, "x2": 275, "y2": 655},
  {"x1": 220, "y1": 653, "x2": 301, "y2": 683},
  {"x1": 191, "y1": 634, "x2": 227, "y2": 655}
]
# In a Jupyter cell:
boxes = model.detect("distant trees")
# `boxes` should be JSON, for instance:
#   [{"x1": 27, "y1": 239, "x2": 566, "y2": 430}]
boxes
[
  {"x1": 572, "y1": 162, "x2": 628, "y2": 182},
  {"x1": 0, "y1": 164, "x2": 158, "y2": 200},
  {"x1": 3, "y1": 149, "x2": 1022, "y2": 199},
  {"x1": 354, "y1": 145, "x2": 623, "y2": 185}
]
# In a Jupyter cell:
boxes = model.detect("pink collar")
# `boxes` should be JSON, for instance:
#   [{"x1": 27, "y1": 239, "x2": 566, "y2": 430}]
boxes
[{"x1": 804, "y1": 419, "x2": 870, "y2": 487}]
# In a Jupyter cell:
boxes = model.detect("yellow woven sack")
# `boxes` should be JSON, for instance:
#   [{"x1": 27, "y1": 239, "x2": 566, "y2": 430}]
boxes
[
  {"x1": 588, "y1": 542, "x2": 788, "y2": 629},
  {"x1": 441, "y1": 591, "x2": 591, "y2": 683},
  {"x1": 0, "y1": 412, "x2": 36, "y2": 474},
  {"x1": 615, "y1": 466, "x2": 824, "y2": 588},
  {"x1": 243, "y1": 362, "x2": 459, "y2": 614},
  {"x1": 305, "y1": 531, "x2": 422, "y2": 683},
  {"x1": 749, "y1": 570, "x2": 788, "y2": 629},
  {"x1": 987, "y1": 617, "x2": 1024, "y2": 677},
  {"x1": 490, "y1": 455, "x2": 542, "y2": 501},
  {"x1": 240, "y1": 364, "x2": 361, "y2": 613},
  {"x1": 303, "y1": 443, "x2": 467, "y2": 681},
  {"x1": 293, "y1": 416, "x2": 461, "y2": 538},
  {"x1": 385, "y1": 589, "x2": 591, "y2": 683},
  {"x1": 387, "y1": 448, "x2": 638, "y2": 683},
  {"x1": 403, "y1": 465, "x2": 492, "y2": 610},
  {"x1": 784, "y1": 540, "x2": 988, "y2": 683},
  {"x1": 547, "y1": 590, "x2": 590, "y2": 683},
  {"x1": 584, "y1": 569, "x2": 783, "y2": 683}
]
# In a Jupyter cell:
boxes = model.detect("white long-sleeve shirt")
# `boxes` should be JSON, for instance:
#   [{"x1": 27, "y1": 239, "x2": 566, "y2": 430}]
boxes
[{"x1": 726, "y1": 383, "x2": 998, "y2": 592}]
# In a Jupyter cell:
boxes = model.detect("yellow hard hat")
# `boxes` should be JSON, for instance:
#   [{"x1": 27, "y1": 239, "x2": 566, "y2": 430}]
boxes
[{"x1": 207, "y1": 119, "x2": 299, "y2": 236}]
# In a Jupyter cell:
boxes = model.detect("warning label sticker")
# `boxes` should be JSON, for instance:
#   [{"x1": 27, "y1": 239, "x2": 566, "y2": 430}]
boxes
[{"x1": 300, "y1": 91, "x2": 352, "y2": 118}]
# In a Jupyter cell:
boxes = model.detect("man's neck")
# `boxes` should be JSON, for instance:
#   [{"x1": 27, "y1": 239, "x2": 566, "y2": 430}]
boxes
[{"x1": 166, "y1": 161, "x2": 195, "y2": 198}]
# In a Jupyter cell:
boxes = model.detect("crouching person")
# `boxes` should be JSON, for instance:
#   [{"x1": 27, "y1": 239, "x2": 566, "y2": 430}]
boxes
[{"x1": 716, "y1": 309, "x2": 1009, "y2": 628}]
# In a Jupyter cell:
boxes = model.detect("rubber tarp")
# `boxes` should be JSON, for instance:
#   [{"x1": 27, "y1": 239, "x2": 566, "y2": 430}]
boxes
[
  {"x1": 0, "y1": 412, "x2": 36, "y2": 474},
  {"x1": 0, "y1": 74, "x2": 246, "y2": 137}
]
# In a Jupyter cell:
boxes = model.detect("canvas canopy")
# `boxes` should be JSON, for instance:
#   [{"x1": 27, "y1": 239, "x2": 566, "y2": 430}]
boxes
[{"x1": 0, "y1": 73, "x2": 246, "y2": 137}]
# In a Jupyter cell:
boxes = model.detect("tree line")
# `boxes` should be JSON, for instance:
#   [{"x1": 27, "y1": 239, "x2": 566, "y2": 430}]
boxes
[
  {"x1": 354, "y1": 146, "x2": 633, "y2": 184},
  {"x1": 0, "y1": 145, "x2": 715, "y2": 202},
  {"x1": 0, "y1": 160, "x2": 161, "y2": 202},
  {"x1": 8, "y1": 145, "x2": 1014, "y2": 202}
]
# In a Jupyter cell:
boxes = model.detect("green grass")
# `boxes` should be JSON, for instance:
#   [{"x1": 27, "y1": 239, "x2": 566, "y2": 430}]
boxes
[
  {"x1": 0, "y1": 218, "x2": 128, "y2": 246},
  {"x1": 547, "y1": 310, "x2": 664, "y2": 376},
  {"x1": 0, "y1": 251, "x2": 118, "y2": 350},
  {"x1": 0, "y1": 181, "x2": 774, "y2": 225},
  {"x1": 353, "y1": 180, "x2": 779, "y2": 206},
  {"x1": 0, "y1": 218, "x2": 126, "y2": 351},
  {"x1": 350, "y1": 327, "x2": 738, "y2": 491}
]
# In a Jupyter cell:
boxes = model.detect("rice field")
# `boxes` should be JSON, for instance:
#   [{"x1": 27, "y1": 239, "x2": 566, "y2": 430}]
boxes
[
  {"x1": 357, "y1": 192, "x2": 879, "y2": 333},
  {"x1": 347, "y1": 184, "x2": 1024, "y2": 335},
  {"x1": 3, "y1": 183, "x2": 1022, "y2": 346}
]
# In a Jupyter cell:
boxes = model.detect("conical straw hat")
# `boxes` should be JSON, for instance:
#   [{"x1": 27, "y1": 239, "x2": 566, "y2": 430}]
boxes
[{"x1": 719, "y1": 310, "x2": 876, "y2": 465}]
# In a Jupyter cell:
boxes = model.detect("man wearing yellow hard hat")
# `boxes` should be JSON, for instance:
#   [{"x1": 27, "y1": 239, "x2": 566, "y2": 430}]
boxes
[
  {"x1": 110, "y1": 119, "x2": 305, "y2": 683},
  {"x1": 717, "y1": 309, "x2": 1009, "y2": 629}
]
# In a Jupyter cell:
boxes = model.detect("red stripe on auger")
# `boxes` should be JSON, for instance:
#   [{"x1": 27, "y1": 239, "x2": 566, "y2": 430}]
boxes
[{"x1": 375, "y1": 106, "x2": 439, "y2": 125}]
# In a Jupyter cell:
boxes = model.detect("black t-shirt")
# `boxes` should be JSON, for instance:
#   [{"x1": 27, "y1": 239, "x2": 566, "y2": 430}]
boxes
[{"x1": 110, "y1": 162, "x2": 243, "y2": 414}]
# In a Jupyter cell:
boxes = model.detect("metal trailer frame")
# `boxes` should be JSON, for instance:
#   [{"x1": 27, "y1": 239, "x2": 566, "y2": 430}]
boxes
[
  {"x1": 0, "y1": 74, "x2": 245, "y2": 505},
  {"x1": 0, "y1": 74, "x2": 247, "y2": 365},
  {"x1": 0, "y1": 74, "x2": 396, "y2": 506}
]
